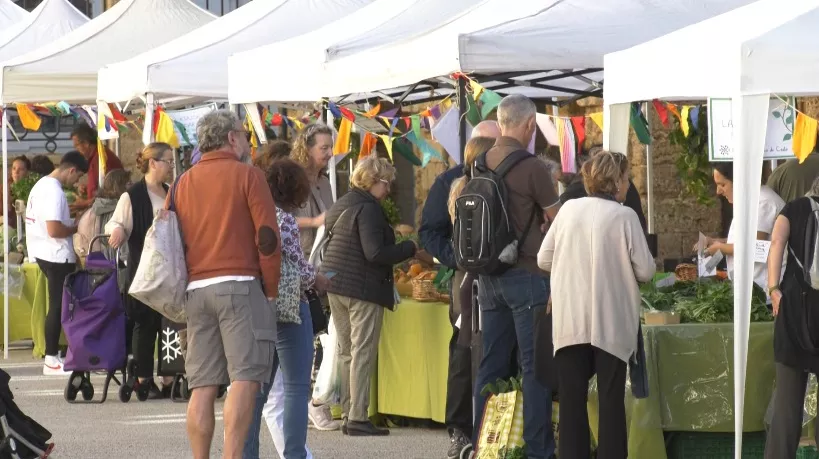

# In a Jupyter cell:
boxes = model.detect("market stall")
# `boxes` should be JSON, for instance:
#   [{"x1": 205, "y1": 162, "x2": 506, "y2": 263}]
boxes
[{"x1": 0, "y1": 0, "x2": 88, "y2": 63}]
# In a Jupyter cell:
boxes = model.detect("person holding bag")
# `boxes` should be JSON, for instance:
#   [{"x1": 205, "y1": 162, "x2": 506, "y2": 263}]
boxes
[{"x1": 107, "y1": 142, "x2": 175, "y2": 399}]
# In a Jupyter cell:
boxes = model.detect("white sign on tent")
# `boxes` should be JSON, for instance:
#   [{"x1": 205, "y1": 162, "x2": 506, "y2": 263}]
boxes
[
  {"x1": 707, "y1": 97, "x2": 795, "y2": 161},
  {"x1": 165, "y1": 104, "x2": 217, "y2": 146}
]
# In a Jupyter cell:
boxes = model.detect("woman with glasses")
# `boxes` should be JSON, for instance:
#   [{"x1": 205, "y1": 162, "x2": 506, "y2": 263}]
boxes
[
  {"x1": 319, "y1": 156, "x2": 417, "y2": 436},
  {"x1": 538, "y1": 151, "x2": 655, "y2": 459},
  {"x1": 107, "y1": 142, "x2": 176, "y2": 399}
]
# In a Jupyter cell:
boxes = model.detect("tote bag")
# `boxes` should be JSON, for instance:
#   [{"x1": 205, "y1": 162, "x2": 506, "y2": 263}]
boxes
[{"x1": 128, "y1": 176, "x2": 188, "y2": 323}]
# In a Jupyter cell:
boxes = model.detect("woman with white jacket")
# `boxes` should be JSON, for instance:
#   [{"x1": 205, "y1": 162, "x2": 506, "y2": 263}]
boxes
[{"x1": 537, "y1": 151, "x2": 655, "y2": 459}]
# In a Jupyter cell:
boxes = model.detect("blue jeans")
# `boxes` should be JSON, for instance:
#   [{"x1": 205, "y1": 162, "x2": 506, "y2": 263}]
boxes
[
  {"x1": 243, "y1": 301, "x2": 314, "y2": 459},
  {"x1": 473, "y1": 268, "x2": 554, "y2": 459}
]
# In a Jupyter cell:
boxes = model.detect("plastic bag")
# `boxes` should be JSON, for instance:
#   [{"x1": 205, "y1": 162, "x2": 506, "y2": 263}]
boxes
[
  {"x1": 128, "y1": 209, "x2": 187, "y2": 323},
  {"x1": 0, "y1": 263, "x2": 24, "y2": 299},
  {"x1": 476, "y1": 390, "x2": 525, "y2": 459},
  {"x1": 312, "y1": 315, "x2": 340, "y2": 405}
]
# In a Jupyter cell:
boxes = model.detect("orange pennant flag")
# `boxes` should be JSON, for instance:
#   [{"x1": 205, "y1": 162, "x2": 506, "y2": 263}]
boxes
[
  {"x1": 363, "y1": 104, "x2": 381, "y2": 118},
  {"x1": 666, "y1": 103, "x2": 680, "y2": 120},
  {"x1": 793, "y1": 113, "x2": 818, "y2": 163},
  {"x1": 359, "y1": 132, "x2": 377, "y2": 159},
  {"x1": 333, "y1": 118, "x2": 352, "y2": 155},
  {"x1": 16, "y1": 104, "x2": 41, "y2": 131}
]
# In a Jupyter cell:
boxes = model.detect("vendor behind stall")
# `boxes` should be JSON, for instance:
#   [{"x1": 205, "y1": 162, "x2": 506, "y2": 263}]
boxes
[{"x1": 695, "y1": 162, "x2": 784, "y2": 299}]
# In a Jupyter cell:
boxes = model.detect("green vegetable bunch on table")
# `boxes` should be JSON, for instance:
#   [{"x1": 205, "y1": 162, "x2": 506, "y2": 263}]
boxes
[
  {"x1": 10, "y1": 172, "x2": 41, "y2": 202},
  {"x1": 640, "y1": 278, "x2": 772, "y2": 323}
]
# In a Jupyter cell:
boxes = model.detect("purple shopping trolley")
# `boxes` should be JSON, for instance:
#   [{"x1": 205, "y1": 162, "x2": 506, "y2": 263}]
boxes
[{"x1": 60, "y1": 235, "x2": 127, "y2": 404}]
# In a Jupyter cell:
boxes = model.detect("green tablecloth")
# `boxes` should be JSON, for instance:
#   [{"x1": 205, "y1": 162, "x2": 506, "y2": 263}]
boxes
[
  {"x1": 588, "y1": 323, "x2": 776, "y2": 458},
  {"x1": 0, "y1": 262, "x2": 63, "y2": 357},
  {"x1": 371, "y1": 299, "x2": 451, "y2": 422}
]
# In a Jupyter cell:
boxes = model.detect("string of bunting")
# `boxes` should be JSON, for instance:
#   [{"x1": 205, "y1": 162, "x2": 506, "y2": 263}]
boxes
[{"x1": 0, "y1": 102, "x2": 141, "y2": 135}]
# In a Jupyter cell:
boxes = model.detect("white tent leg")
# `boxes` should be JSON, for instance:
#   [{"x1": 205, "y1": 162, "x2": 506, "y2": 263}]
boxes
[
  {"x1": 2, "y1": 108, "x2": 8, "y2": 359},
  {"x1": 603, "y1": 102, "x2": 630, "y2": 155},
  {"x1": 327, "y1": 108, "x2": 338, "y2": 203},
  {"x1": 731, "y1": 93, "x2": 769, "y2": 459},
  {"x1": 142, "y1": 93, "x2": 156, "y2": 146},
  {"x1": 643, "y1": 102, "x2": 654, "y2": 234}
]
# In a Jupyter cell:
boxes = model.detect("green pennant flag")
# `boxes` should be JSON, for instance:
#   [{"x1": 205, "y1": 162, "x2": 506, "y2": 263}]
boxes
[
  {"x1": 407, "y1": 131, "x2": 442, "y2": 167},
  {"x1": 466, "y1": 95, "x2": 482, "y2": 126},
  {"x1": 630, "y1": 103, "x2": 651, "y2": 145},
  {"x1": 394, "y1": 138, "x2": 422, "y2": 166},
  {"x1": 480, "y1": 89, "x2": 503, "y2": 119},
  {"x1": 173, "y1": 120, "x2": 193, "y2": 146}
]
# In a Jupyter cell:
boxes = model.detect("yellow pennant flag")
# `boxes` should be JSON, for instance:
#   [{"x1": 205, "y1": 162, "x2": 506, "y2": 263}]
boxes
[
  {"x1": 380, "y1": 135, "x2": 394, "y2": 161},
  {"x1": 334, "y1": 118, "x2": 352, "y2": 155},
  {"x1": 589, "y1": 112, "x2": 604, "y2": 131},
  {"x1": 290, "y1": 117, "x2": 304, "y2": 130},
  {"x1": 793, "y1": 113, "x2": 818, "y2": 163},
  {"x1": 155, "y1": 111, "x2": 180, "y2": 149},
  {"x1": 441, "y1": 98, "x2": 453, "y2": 112},
  {"x1": 680, "y1": 106, "x2": 691, "y2": 137},
  {"x1": 469, "y1": 80, "x2": 484, "y2": 100},
  {"x1": 16, "y1": 104, "x2": 41, "y2": 131}
]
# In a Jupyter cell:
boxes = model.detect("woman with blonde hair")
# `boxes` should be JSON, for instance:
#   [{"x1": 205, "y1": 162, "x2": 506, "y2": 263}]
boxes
[
  {"x1": 107, "y1": 142, "x2": 176, "y2": 400},
  {"x1": 319, "y1": 156, "x2": 417, "y2": 436},
  {"x1": 538, "y1": 151, "x2": 655, "y2": 459}
]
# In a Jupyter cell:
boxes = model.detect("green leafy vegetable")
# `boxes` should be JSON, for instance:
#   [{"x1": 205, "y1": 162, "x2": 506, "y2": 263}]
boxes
[
  {"x1": 10, "y1": 172, "x2": 41, "y2": 202},
  {"x1": 640, "y1": 279, "x2": 772, "y2": 323}
]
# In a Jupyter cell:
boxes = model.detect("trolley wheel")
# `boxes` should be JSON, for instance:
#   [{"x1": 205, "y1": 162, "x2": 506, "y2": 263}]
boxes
[
  {"x1": 180, "y1": 378, "x2": 189, "y2": 400},
  {"x1": 81, "y1": 380, "x2": 94, "y2": 401},
  {"x1": 460, "y1": 444, "x2": 474, "y2": 459},
  {"x1": 118, "y1": 384, "x2": 132, "y2": 403}
]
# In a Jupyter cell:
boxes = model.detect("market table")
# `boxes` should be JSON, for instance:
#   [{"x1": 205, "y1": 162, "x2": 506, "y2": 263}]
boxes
[
  {"x1": 588, "y1": 323, "x2": 775, "y2": 458},
  {"x1": 369, "y1": 299, "x2": 451, "y2": 422},
  {"x1": 0, "y1": 263, "x2": 48, "y2": 354}
]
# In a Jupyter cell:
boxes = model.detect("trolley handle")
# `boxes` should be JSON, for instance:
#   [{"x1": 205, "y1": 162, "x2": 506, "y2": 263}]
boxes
[{"x1": 88, "y1": 234, "x2": 123, "y2": 266}]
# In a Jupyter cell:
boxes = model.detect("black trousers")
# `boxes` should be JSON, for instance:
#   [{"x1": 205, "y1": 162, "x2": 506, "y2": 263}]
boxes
[
  {"x1": 446, "y1": 271, "x2": 473, "y2": 435},
  {"x1": 132, "y1": 308, "x2": 162, "y2": 379},
  {"x1": 555, "y1": 344, "x2": 627, "y2": 459},
  {"x1": 764, "y1": 363, "x2": 819, "y2": 459},
  {"x1": 36, "y1": 259, "x2": 75, "y2": 357}
]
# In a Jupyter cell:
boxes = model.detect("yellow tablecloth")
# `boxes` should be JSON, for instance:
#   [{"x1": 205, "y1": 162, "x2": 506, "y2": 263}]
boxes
[
  {"x1": 373, "y1": 299, "x2": 451, "y2": 422},
  {"x1": 0, "y1": 263, "x2": 48, "y2": 355}
]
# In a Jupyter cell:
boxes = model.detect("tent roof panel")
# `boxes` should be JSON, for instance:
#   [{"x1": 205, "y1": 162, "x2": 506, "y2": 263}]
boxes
[
  {"x1": 0, "y1": 0, "x2": 89, "y2": 63},
  {"x1": 0, "y1": 0, "x2": 27, "y2": 31}
]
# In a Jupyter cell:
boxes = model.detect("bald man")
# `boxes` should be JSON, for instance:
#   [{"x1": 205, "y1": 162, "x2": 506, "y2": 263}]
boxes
[
  {"x1": 472, "y1": 120, "x2": 501, "y2": 139},
  {"x1": 419, "y1": 123, "x2": 500, "y2": 458}
]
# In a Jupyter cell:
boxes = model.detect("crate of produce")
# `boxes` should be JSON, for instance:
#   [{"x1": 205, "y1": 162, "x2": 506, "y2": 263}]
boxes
[{"x1": 666, "y1": 432, "x2": 765, "y2": 459}]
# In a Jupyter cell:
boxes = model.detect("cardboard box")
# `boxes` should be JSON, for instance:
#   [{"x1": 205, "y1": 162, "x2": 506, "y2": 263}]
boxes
[{"x1": 644, "y1": 311, "x2": 681, "y2": 325}]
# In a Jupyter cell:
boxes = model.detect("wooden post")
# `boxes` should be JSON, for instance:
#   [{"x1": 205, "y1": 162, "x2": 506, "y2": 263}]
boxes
[{"x1": 104, "y1": 0, "x2": 117, "y2": 11}]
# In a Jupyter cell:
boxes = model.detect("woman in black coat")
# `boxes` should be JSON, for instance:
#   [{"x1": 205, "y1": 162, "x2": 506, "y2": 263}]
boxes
[{"x1": 320, "y1": 156, "x2": 416, "y2": 437}]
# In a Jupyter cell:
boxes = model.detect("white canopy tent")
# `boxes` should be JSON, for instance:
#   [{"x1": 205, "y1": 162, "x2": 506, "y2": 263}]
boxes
[
  {"x1": 97, "y1": 0, "x2": 373, "y2": 107},
  {"x1": 0, "y1": 0, "x2": 89, "y2": 63},
  {"x1": 0, "y1": 0, "x2": 216, "y2": 104},
  {"x1": 0, "y1": 0, "x2": 27, "y2": 32},
  {"x1": 228, "y1": 0, "x2": 425, "y2": 103},
  {"x1": 602, "y1": 0, "x2": 819, "y2": 456}
]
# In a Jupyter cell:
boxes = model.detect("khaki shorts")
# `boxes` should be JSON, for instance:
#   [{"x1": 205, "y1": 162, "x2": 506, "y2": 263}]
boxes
[{"x1": 184, "y1": 280, "x2": 276, "y2": 390}]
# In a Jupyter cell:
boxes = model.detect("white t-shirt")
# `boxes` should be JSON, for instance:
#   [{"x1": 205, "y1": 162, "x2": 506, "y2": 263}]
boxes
[
  {"x1": 25, "y1": 176, "x2": 76, "y2": 264},
  {"x1": 726, "y1": 185, "x2": 785, "y2": 295}
]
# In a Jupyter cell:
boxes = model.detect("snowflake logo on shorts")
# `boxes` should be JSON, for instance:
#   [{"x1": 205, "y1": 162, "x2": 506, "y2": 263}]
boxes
[{"x1": 161, "y1": 327, "x2": 181, "y2": 363}]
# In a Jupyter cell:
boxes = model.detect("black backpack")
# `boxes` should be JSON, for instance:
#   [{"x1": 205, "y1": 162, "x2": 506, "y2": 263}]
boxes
[{"x1": 453, "y1": 150, "x2": 536, "y2": 275}]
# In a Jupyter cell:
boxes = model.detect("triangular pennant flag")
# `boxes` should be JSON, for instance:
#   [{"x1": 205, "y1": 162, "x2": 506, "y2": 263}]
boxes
[
  {"x1": 290, "y1": 117, "x2": 304, "y2": 130},
  {"x1": 333, "y1": 118, "x2": 352, "y2": 155},
  {"x1": 430, "y1": 105, "x2": 441, "y2": 120},
  {"x1": 271, "y1": 113, "x2": 283, "y2": 127},
  {"x1": 339, "y1": 106, "x2": 355, "y2": 121},
  {"x1": 536, "y1": 113, "x2": 560, "y2": 146},
  {"x1": 469, "y1": 80, "x2": 484, "y2": 100},
  {"x1": 359, "y1": 132, "x2": 377, "y2": 159},
  {"x1": 406, "y1": 131, "x2": 442, "y2": 167},
  {"x1": 666, "y1": 103, "x2": 680, "y2": 120},
  {"x1": 380, "y1": 135, "x2": 394, "y2": 161},
  {"x1": 56, "y1": 101, "x2": 71, "y2": 116},
  {"x1": 555, "y1": 118, "x2": 577, "y2": 173},
  {"x1": 652, "y1": 100, "x2": 669, "y2": 127},
  {"x1": 793, "y1": 113, "x2": 818, "y2": 163},
  {"x1": 570, "y1": 116, "x2": 586, "y2": 149},
  {"x1": 411, "y1": 114, "x2": 422, "y2": 138},
  {"x1": 403, "y1": 117, "x2": 411, "y2": 130},
  {"x1": 15, "y1": 104, "x2": 41, "y2": 131},
  {"x1": 480, "y1": 89, "x2": 503, "y2": 119},
  {"x1": 109, "y1": 103, "x2": 127, "y2": 123},
  {"x1": 441, "y1": 98, "x2": 453, "y2": 112},
  {"x1": 689, "y1": 106, "x2": 700, "y2": 132},
  {"x1": 680, "y1": 106, "x2": 691, "y2": 137},
  {"x1": 172, "y1": 120, "x2": 192, "y2": 146},
  {"x1": 394, "y1": 138, "x2": 422, "y2": 166},
  {"x1": 630, "y1": 103, "x2": 651, "y2": 145},
  {"x1": 465, "y1": 95, "x2": 482, "y2": 126},
  {"x1": 363, "y1": 103, "x2": 380, "y2": 118},
  {"x1": 588, "y1": 112, "x2": 604, "y2": 131},
  {"x1": 328, "y1": 102, "x2": 341, "y2": 119},
  {"x1": 381, "y1": 107, "x2": 399, "y2": 118},
  {"x1": 155, "y1": 111, "x2": 180, "y2": 148}
]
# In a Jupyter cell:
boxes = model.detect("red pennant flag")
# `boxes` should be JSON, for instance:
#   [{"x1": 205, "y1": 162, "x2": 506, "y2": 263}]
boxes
[
  {"x1": 271, "y1": 113, "x2": 283, "y2": 126},
  {"x1": 403, "y1": 117, "x2": 411, "y2": 130},
  {"x1": 652, "y1": 99, "x2": 669, "y2": 127},
  {"x1": 570, "y1": 116, "x2": 586, "y2": 148},
  {"x1": 666, "y1": 103, "x2": 680, "y2": 121},
  {"x1": 152, "y1": 107, "x2": 162, "y2": 134},
  {"x1": 339, "y1": 107, "x2": 355, "y2": 121},
  {"x1": 109, "y1": 103, "x2": 127, "y2": 123}
]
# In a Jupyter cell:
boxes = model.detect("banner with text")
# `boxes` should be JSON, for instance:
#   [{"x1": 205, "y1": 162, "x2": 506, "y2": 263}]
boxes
[
  {"x1": 707, "y1": 97, "x2": 795, "y2": 161},
  {"x1": 165, "y1": 104, "x2": 218, "y2": 147}
]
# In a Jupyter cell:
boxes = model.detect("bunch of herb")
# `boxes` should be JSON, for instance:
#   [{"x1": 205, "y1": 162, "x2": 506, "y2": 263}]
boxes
[
  {"x1": 380, "y1": 197, "x2": 400, "y2": 226},
  {"x1": 10, "y1": 172, "x2": 41, "y2": 202},
  {"x1": 644, "y1": 279, "x2": 772, "y2": 323}
]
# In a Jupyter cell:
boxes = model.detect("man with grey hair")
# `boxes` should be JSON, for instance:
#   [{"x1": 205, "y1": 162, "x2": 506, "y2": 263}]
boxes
[
  {"x1": 167, "y1": 109, "x2": 281, "y2": 459},
  {"x1": 419, "y1": 116, "x2": 501, "y2": 458},
  {"x1": 472, "y1": 94, "x2": 559, "y2": 459}
]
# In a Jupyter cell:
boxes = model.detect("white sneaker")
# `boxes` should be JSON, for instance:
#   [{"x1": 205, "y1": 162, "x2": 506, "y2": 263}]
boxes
[
  {"x1": 308, "y1": 402, "x2": 341, "y2": 431},
  {"x1": 43, "y1": 354, "x2": 70, "y2": 376}
]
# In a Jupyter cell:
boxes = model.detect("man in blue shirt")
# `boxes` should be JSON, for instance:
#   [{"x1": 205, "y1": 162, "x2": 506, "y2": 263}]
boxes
[{"x1": 419, "y1": 120, "x2": 499, "y2": 459}]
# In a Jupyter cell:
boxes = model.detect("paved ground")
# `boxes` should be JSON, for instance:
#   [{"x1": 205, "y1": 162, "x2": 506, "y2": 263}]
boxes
[{"x1": 1, "y1": 349, "x2": 448, "y2": 458}]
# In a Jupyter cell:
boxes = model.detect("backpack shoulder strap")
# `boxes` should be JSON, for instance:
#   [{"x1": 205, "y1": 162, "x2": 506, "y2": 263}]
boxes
[
  {"x1": 474, "y1": 151, "x2": 490, "y2": 173},
  {"x1": 494, "y1": 150, "x2": 534, "y2": 178}
]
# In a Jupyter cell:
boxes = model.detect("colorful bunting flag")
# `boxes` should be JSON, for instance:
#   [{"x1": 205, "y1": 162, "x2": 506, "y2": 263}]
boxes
[
  {"x1": 630, "y1": 103, "x2": 651, "y2": 145},
  {"x1": 394, "y1": 138, "x2": 422, "y2": 166},
  {"x1": 328, "y1": 102, "x2": 341, "y2": 119},
  {"x1": 793, "y1": 113, "x2": 818, "y2": 163},
  {"x1": 536, "y1": 113, "x2": 560, "y2": 146},
  {"x1": 359, "y1": 132, "x2": 377, "y2": 159},
  {"x1": 334, "y1": 118, "x2": 352, "y2": 155},
  {"x1": 16, "y1": 104, "x2": 41, "y2": 131},
  {"x1": 680, "y1": 106, "x2": 691, "y2": 137},
  {"x1": 652, "y1": 99, "x2": 669, "y2": 127},
  {"x1": 480, "y1": 89, "x2": 503, "y2": 119},
  {"x1": 689, "y1": 106, "x2": 700, "y2": 132},
  {"x1": 155, "y1": 111, "x2": 180, "y2": 148},
  {"x1": 555, "y1": 118, "x2": 576, "y2": 173},
  {"x1": 666, "y1": 103, "x2": 681, "y2": 121},
  {"x1": 469, "y1": 80, "x2": 484, "y2": 100},
  {"x1": 380, "y1": 135, "x2": 394, "y2": 161},
  {"x1": 406, "y1": 131, "x2": 442, "y2": 167},
  {"x1": 588, "y1": 112, "x2": 604, "y2": 131},
  {"x1": 570, "y1": 117, "x2": 586, "y2": 149},
  {"x1": 465, "y1": 95, "x2": 481, "y2": 126},
  {"x1": 363, "y1": 104, "x2": 380, "y2": 118}
]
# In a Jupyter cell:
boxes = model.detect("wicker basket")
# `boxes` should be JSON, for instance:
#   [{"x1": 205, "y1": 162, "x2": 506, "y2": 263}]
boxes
[
  {"x1": 412, "y1": 278, "x2": 438, "y2": 302},
  {"x1": 675, "y1": 263, "x2": 698, "y2": 282}
]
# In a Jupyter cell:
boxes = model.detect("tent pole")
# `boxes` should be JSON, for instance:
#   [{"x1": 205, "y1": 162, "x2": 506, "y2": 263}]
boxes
[
  {"x1": 142, "y1": 93, "x2": 156, "y2": 146},
  {"x1": 552, "y1": 101, "x2": 564, "y2": 194},
  {"x1": 2, "y1": 108, "x2": 8, "y2": 359},
  {"x1": 457, "y1": 77, "x2": 467, "y2": 161},
  {"x1": 643, "y1": 102, "x2": 654, "y2": 234}
]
